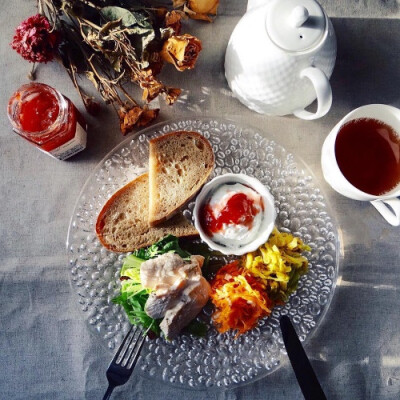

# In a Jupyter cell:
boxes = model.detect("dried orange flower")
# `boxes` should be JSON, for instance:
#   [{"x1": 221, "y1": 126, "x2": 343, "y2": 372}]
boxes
[
  {"x1": 141, "y1": 81, "x2": 165, "y2": 103},
  {"x1": 165, "y1": 87, "x2": 182, "y2": 105},
  {"x1": 136, "y1": 108, "x2": 160, "y2": 127},
  {"x1": 118, "y1": 106, "x2": 159, "y2": 135},
  {"x1": 12, "y1": 1, "x2": 218, "y2": 134},
  {"x1": 188, "y1": 0, "x2": 219, "y2": 15},
  {"x1": 174, "y1": 0, "x2": 219, "y2": 21},
  {"x1": 161, "y1": 34, "x2": 202, "y2": 71},
  {"x1": 165, "y1": 11, "x2": 183, "y2": 35}
]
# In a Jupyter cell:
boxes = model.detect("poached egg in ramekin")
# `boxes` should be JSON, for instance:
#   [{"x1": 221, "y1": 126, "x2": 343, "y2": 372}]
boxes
[{"x1": 194, "y1": 174, "x2": 276, "y2": 256}]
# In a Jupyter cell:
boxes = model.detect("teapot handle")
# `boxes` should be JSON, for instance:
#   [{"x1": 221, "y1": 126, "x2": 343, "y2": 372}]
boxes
[{"x1": 293, "y1": 67, "x2": 332, "y2": 120}]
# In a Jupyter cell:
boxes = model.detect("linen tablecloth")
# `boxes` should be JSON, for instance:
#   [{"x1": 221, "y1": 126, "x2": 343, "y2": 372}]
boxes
[{"x1": 1, "y1": 1, "x2": 400, "y2": 399}]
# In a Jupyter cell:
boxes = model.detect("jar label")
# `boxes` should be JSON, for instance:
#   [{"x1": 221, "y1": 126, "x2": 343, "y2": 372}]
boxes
[{"x1": 49, "y1": 123, "x2": 87, "y2": 160}]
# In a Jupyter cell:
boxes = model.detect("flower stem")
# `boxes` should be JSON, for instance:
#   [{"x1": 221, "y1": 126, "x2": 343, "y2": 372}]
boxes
[
  {"x1": 37, "y1": 0, "x2": 43, "y2": 15},
  {"x1": 28, "y1": 63, "x2": 37, "y2": 81},
  {"x1": 117, "y1": 84, "x2": 139, "y2": 106}
]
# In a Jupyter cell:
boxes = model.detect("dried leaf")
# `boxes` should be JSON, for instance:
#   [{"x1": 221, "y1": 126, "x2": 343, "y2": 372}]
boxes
[
  {"x1": 104, "y1": 54, "x2": 122, "y2": 72},
  {"x1": 61, "y1": 0, "x2": 84, "y2": 18},
  {"x1": 82, "y1": 26, "x2": 106, "y2": 52},
  {"x1": 131, "y1": 27, "x2": 156, "y2": 62},
  {"x1": 165, "y1": 11, "x2": 182, "y2": 35},
  {"x1": 137, "y1": 108, "x2": 159, "y2": 127},
  {"x1": 101, "y1": 7, "x2": 150, "y2": 29},
  {"x1": 82, "y1": 93, "x2": 101, "y2": 116},
  {"x1": 154, "y1": 7, "x2": 168, "y2": 19},
  {"x1": 86, "y1": 71, "x2": 99, "y2": 90},
  {"x1": 146, "y1": 59, "x2": 164, "y2": 76},
  {"x1": 165, "y1": 87, "x2": 182, "y2": 105},
  {"x1": 118, "y1": 105, "x2": 143, "y2": 135},
  {"x1": 35, "y1": 0, "x2": 218, "y2": 135},
  {"x1": 57, "y1": 34, "x2": 87, "y2": 73},
  {"x1": 118, "y1": 105, "x2": 159, "y2": 135},
  {"x1": 100, "y1": 7, "x2": 156, "y2": 66},
  {"x1": 99, "y1": 19, "x2": 123, "y2": 35},
  {"x1": 142, "y1": 80, "x2": 165, "y2": 103},
  {"x1": 173, "y1": 0, "x2": 187, "y2": 7},
  {"x1": 160, "y1": 27, "x2": 175, "y2": 40}
]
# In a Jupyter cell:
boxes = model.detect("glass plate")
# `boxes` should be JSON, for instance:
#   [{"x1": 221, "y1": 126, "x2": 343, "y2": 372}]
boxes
[{"x1": 67, "y1": 117, "x2": 339, "y2": 390}]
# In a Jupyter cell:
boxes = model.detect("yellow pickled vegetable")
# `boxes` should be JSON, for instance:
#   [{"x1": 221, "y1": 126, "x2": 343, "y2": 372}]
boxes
[
  {"x1": 210, "y1": 227, "x2": 311, "y2": 337},
  {"x1": 242, "y1": 227, "x2": 310, "y2": 302}
]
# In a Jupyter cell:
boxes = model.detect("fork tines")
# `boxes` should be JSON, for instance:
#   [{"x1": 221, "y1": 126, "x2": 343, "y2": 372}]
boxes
[{"x1": 114, "y1": 325, "x2": 146, "y2": 370}]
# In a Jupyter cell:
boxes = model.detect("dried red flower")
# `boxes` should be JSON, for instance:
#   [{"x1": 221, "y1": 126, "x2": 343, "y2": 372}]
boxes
[{"x1": 10, "y1": 14, "x2": 59, "y2": 63}]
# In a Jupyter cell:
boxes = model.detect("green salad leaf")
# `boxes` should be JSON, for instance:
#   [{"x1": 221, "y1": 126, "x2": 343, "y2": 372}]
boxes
[
  {"x1": 184, "y1": 320, "x2": 208, "y2": 337},
  {"x1": 113, "y1": 285, "x2": 161, "y2": 335},
  {"x1": 113, "y1": 235, "x2": 202, "y2": 336},
  {"x1": 133, "y1": 234, "x2": 192, "y2": 260},
  {"x1": 112, "y1": 253, "x2": 161, "y2": 335},
  {"x1": 120, "y1": 254, "x2": 144, "y2": 279}
]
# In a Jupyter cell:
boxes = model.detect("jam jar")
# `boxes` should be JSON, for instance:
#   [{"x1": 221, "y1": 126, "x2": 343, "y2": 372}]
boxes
[{"x1": 7, "y1": 82, "x2": 87, "y2": 160}]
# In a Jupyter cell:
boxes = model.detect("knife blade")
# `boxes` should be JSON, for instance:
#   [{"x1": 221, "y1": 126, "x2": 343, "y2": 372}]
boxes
[{"x1": 280, "y1": 315, "x2": 327, "y2": 400}]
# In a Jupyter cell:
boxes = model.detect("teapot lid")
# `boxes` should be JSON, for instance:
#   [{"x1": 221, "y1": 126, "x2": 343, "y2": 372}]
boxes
[{"x1": 266, "y1": 0, "x2": 327, "y2": 52}]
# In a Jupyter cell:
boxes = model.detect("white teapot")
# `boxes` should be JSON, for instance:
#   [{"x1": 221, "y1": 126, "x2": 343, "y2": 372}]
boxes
[{"x1": 225, "y1": 0, "x2": 337, "y2": 120}]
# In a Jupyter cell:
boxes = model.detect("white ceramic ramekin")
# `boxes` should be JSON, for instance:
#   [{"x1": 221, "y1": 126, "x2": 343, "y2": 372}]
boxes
[{"x1": 193, "y1": 173, "x2": 276, "y2": 256}]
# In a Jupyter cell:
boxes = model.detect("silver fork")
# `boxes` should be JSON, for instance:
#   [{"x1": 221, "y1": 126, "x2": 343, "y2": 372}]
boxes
[{"x1": 102, "y1": 325, "x2": 147, "y2": 400}]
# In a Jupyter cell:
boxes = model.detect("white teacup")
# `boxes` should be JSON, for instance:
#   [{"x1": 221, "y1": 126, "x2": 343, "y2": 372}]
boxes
[{"x1": 321, "y1": 104, "x2": 400, "y2": 226}]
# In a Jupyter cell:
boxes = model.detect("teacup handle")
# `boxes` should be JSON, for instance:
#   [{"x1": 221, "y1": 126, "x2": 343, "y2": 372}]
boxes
[
  {"x1": 293, "y1": 67, "x2": 332, "y2": 120},
  {"x1": 371, "y1": 198, "x2": 400, "y2": 226}
]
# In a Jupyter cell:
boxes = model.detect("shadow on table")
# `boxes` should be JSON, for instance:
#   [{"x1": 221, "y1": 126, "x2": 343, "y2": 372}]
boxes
[
  {"x1": 78, "y1": 17, "x2": 400, "y2": 399},
  {"x1": 330, "y1": 17, "x2": 400, "y2": 113},
  {"x1": 161, "y1": 17, "x2": 400, "y2": 127},
  {"x1": 304, "y1": 233, "x2": 400, "y2": 399},
  {"x1": 64, "y1": 17, "x2": 400, "y2": 167}
]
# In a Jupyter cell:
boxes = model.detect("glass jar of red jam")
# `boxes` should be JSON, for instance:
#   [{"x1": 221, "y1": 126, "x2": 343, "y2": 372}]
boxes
[{"x1": 7, "y1": 82, "x2": 87, "y2": 160}]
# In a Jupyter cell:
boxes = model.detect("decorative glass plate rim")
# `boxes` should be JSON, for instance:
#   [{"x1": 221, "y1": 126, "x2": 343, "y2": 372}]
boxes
[{"x1": 66, "y1": 116, "x2": 341, "y2": 391}]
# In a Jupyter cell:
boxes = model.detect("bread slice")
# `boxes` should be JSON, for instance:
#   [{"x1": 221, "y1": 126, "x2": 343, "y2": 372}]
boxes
[
  {"x1": 96, "y1": 173, "x2": 198, "y2": 252},
  {"x1": 148, "y1": 131, "x2": 214, "y2": 226}
]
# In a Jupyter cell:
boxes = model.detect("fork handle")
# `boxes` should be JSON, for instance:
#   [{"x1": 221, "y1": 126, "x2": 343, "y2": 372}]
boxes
[{"x1": 102, "y1": 384, "x2": 116, "y2": 400}]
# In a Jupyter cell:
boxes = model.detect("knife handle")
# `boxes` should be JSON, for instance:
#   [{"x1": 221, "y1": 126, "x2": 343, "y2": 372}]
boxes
[{"x1": 280, "y1": 315, "x2": 327, "y2": 400}]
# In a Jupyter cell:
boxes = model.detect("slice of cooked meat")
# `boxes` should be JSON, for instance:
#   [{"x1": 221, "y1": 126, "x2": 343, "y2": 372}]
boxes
[
  {"x1": 190, "y1": 255, "x2": 205, "y2": 269},
  {"x1": 140, "y1": 252, "x2": 209, "y2": 338},
  {"x1": 140, "y1": 253, "x2": 204, "y2": 292},
  {"x1": 140, "y1": 253, "x2": 184, "y2": 290},
  {"x1": 145, "y1": 291, "x2": 180, "y2": 319},
  {"x1": 160, "y1": 277, "x2": 211, "y2": 339}
]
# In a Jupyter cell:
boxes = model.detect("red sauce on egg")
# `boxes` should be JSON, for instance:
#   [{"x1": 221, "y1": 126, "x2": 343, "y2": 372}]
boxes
[{"x1": 202, "y1": 192, "x2": 261, "y2": 235}]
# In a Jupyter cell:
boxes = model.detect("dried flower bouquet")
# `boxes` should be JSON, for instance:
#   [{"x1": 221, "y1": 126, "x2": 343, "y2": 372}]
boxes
[{"x1": 11, "y1": 0, "x2": 219, "y2": 134}]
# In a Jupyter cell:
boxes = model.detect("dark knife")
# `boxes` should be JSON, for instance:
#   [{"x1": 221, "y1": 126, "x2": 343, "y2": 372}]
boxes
[{"x1": 280, "y1": 315, "x2": 327, "y2": 400}]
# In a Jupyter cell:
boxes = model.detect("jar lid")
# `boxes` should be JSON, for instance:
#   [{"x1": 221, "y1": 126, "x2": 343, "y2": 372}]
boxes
[{"x1": 266, "y1": 0, "x2": 326, "y2": 52}]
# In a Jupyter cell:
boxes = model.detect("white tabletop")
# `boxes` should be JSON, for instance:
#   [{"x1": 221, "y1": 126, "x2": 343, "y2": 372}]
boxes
[{"x1": 1, "y1": 1, "x2": 400, "y2": 399}]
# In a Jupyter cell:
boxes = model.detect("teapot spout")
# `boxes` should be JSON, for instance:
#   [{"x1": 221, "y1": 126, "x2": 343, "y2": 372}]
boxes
[{"x1": 247, "y1": 0, "x2": 272, "y2": 12}]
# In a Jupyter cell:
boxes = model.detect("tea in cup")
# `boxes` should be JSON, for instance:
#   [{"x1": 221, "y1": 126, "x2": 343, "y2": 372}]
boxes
[{"x1": 321, "y1": 104, "x2": 400, "y2": 226}]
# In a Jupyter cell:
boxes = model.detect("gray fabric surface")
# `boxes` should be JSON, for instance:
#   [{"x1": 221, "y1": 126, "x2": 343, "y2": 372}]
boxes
[
  {"x1": 319, "y1": 0, "x2": 400, "y2": 18},
  {"x1": 1, "y1": 1, "x2": 400, "y2": 399}
]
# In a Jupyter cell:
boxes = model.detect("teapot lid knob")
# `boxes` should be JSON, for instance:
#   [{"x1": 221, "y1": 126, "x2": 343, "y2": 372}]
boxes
[
  {"x1": 266, "y1": 0, "x2": 327, "y2": 52},
  {"x1": 290, "y1": 6, "x2": 309, "y2": 27}
]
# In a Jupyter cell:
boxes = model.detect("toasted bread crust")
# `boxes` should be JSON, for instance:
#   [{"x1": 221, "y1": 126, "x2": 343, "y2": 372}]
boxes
[
  {"x1": 148, "y1": 131, "x2": 214, "y2": 226},
  {"x1": 96, "y1": 173, "x2": 198, "y2": 252}
]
